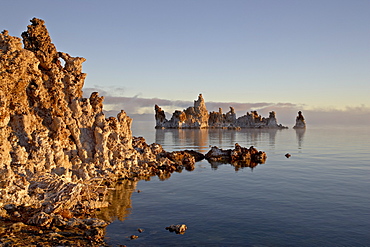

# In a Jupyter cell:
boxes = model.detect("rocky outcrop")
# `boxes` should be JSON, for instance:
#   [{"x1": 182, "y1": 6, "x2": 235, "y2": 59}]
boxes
[
  {"x1": 0, "y1": 18, "x2": 137, "y2": 207},
  {"x1": 155, "y1": 95, "x2": 287, "y2": 129},
  {"x1": 0, "y1": 18, "x2": 201, "y2": 244},
  {"x1": 293, "y1": 111, "x2": 306, "y2": 129},
  {"x1": 155, "y1": 94, "x2": 209, "y2": 128}
]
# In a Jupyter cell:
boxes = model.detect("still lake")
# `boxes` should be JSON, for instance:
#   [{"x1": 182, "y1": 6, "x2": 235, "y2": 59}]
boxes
[{"x1": 102, "y1": 122, "x2": 370, "y2": 246}]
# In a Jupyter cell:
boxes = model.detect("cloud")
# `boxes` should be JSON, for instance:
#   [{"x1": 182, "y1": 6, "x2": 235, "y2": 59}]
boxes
[
  {"x1": 302, "y1": 106, "x2": 370, "y2": 126},
  {"x1": 83, "y1": 87, "x2": 192, "y2": 116},
  {"x1": 83, "y1": 88, "x2": 370, "y2": 126},
  {"x1": 83, "y1": 86, "x2": 126, "y2": 97}
]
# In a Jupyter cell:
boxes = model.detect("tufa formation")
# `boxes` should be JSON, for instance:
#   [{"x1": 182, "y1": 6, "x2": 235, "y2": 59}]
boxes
[
  {"x1": 155, "y1": 94, "x2": 209, "y2": 128},
  {"x1": 0, "y1": 18, "x2": 203, "y2": 245},
  {"x1": 155, "y1": 94, "x2": 289, "y2": 129},
  {"x1": 293, "y1": 111, "x2": 306, "y2": 129}
]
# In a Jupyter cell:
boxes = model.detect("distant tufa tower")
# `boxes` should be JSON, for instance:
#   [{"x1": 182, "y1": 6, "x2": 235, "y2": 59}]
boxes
[{"x1": 293, "y1": 111, "x2": 306, "y2": 129}]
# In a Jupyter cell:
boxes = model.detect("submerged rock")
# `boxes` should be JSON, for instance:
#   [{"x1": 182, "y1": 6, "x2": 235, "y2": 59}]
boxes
[{"x1": 155, "y1": 95, "x2": 288, "y2": 129}]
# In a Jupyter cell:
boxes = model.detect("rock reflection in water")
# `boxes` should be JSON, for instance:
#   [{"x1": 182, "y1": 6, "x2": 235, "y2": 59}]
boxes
[
  {"x1": 208, "y1": 128, "x2": 279, "y2": 148},
  {"x1": 97, "y1": 179, "x2": 137, "y2": 222},
  {"x1": 295, "y1": 128, "x2": 306, "y2": 149},
  {"x1": 155, "y1": 128, "x2": 279, "y2": 171},
  {"x1": 155, "y1": 128, "x2": 305, "y2": 171},
  {"x1": 208, "y1": 160, "x2": 260, "y2": 171},
  {"x1": 156, "y1": 128, "x2": 283, "y2": 151},
  {"x1": 208, "y1": 128, "x2": 237, "y2": 147},
  {"x1": 156, "y1": 128, "x2": 209, "y2": 153}
]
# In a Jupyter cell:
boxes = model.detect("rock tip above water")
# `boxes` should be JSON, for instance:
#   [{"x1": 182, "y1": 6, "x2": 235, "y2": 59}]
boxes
[
  {"x1": 165, "y1": 224, "x2": 187, "y2": 234},
  {"x1": 293, "y1": 111, "x2": 306, "y2": 129}
]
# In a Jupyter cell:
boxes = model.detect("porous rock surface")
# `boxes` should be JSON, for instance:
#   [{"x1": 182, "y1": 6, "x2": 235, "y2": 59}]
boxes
[
  {"x1": 0, "y1": 18, "x2": 199, "y2": 245},
  {"x1": 155, "y1": 94, "x2": 288, "y2": 129}
]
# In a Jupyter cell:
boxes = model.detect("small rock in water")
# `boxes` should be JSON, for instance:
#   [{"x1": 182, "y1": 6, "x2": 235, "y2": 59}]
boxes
[{"x1": 165, "y1": 224, "x2": 187, "y2": 234}]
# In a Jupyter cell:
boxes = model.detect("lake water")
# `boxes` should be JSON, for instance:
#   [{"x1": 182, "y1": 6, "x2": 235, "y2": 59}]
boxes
[{"x1": 102, "y1": 122, "x2": 370, "y2": 246}]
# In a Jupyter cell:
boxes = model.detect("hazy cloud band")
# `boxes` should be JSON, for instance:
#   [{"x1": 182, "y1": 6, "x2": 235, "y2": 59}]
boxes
[{"x1": 83, "y1": 88, "x2": 370, "y2": 126}]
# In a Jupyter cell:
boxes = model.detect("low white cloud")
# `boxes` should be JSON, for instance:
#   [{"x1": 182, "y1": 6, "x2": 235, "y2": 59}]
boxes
[
  {"x1": 83, "y1": 88, "x2": 370, "y2": 127},
  {"x1": 302, "y1": 106, "x2": 370, "y2": 126}
]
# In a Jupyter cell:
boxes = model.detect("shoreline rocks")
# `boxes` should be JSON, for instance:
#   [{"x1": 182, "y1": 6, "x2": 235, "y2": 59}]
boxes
[
  {"x1": 155, "y1": 94, "x2": 289, "y2": 129},
  {"x1": 0, "y1": 18, "x2": 202, "y2": 245}
]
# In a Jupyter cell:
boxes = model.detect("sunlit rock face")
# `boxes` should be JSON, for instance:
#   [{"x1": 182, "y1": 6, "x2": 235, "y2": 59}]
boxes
[
  {"x1": 208, "y1": 107, "x2": 237, "y2": 129},
  {"x1": 0, "y1": 17, "x2": 138, "y2": 209},
  {"x1": 155, "y1": 94, "x2": 209, "y2": 129},
  {"x1": 0, "y1": 18, "x2": 192, "y2": 221},
  {"x1": 0, "y1": 18, "x2": 134, "y2": 179},
  {"x1": 155, "y1": 95, "x2": 287, "y2": 129},
  {"x1": 293, "y1": 111, "x2": 306, "y2": 129}
]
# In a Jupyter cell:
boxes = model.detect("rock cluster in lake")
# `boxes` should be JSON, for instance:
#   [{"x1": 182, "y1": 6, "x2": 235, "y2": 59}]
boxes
[
  {"x1": 155, "y1": 94, "x2": 209, "y2": 129},
  {"x1": 155, "y1": 94, "x2": 288, "y2": 129},
  {"x1": 206, "y1": 143, "x2": 267, "y2": 164}
]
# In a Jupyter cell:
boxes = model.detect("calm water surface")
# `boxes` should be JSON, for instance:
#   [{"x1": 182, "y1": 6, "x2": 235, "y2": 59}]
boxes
[{"x1": 103, "y1": 122, "x2": 370, "y2": 246}]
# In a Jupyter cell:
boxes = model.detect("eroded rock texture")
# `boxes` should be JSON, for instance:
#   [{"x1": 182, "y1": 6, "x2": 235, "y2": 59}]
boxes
[
  {"x1": 293, "y1": 111, "x2": 306, "y2": 129},
  {"x1": 0, "y1": 18, "x2": 201, "y2": 244},
  {"x1": 0, "y1": 18, "x2": 135, "y2": 207},
  {"x1": 155, "y1": 95, "x2": 287, "y2": 129}
]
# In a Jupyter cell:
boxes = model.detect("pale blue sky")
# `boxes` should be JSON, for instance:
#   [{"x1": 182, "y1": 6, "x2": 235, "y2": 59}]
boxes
[{"x1": 2, "y1": 0, "x2": 370, "y2": 113}]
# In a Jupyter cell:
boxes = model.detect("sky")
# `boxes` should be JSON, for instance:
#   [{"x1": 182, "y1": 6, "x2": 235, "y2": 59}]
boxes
[{"x1": 1, "y1": 0, "x2": 370, "y2": 126}]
